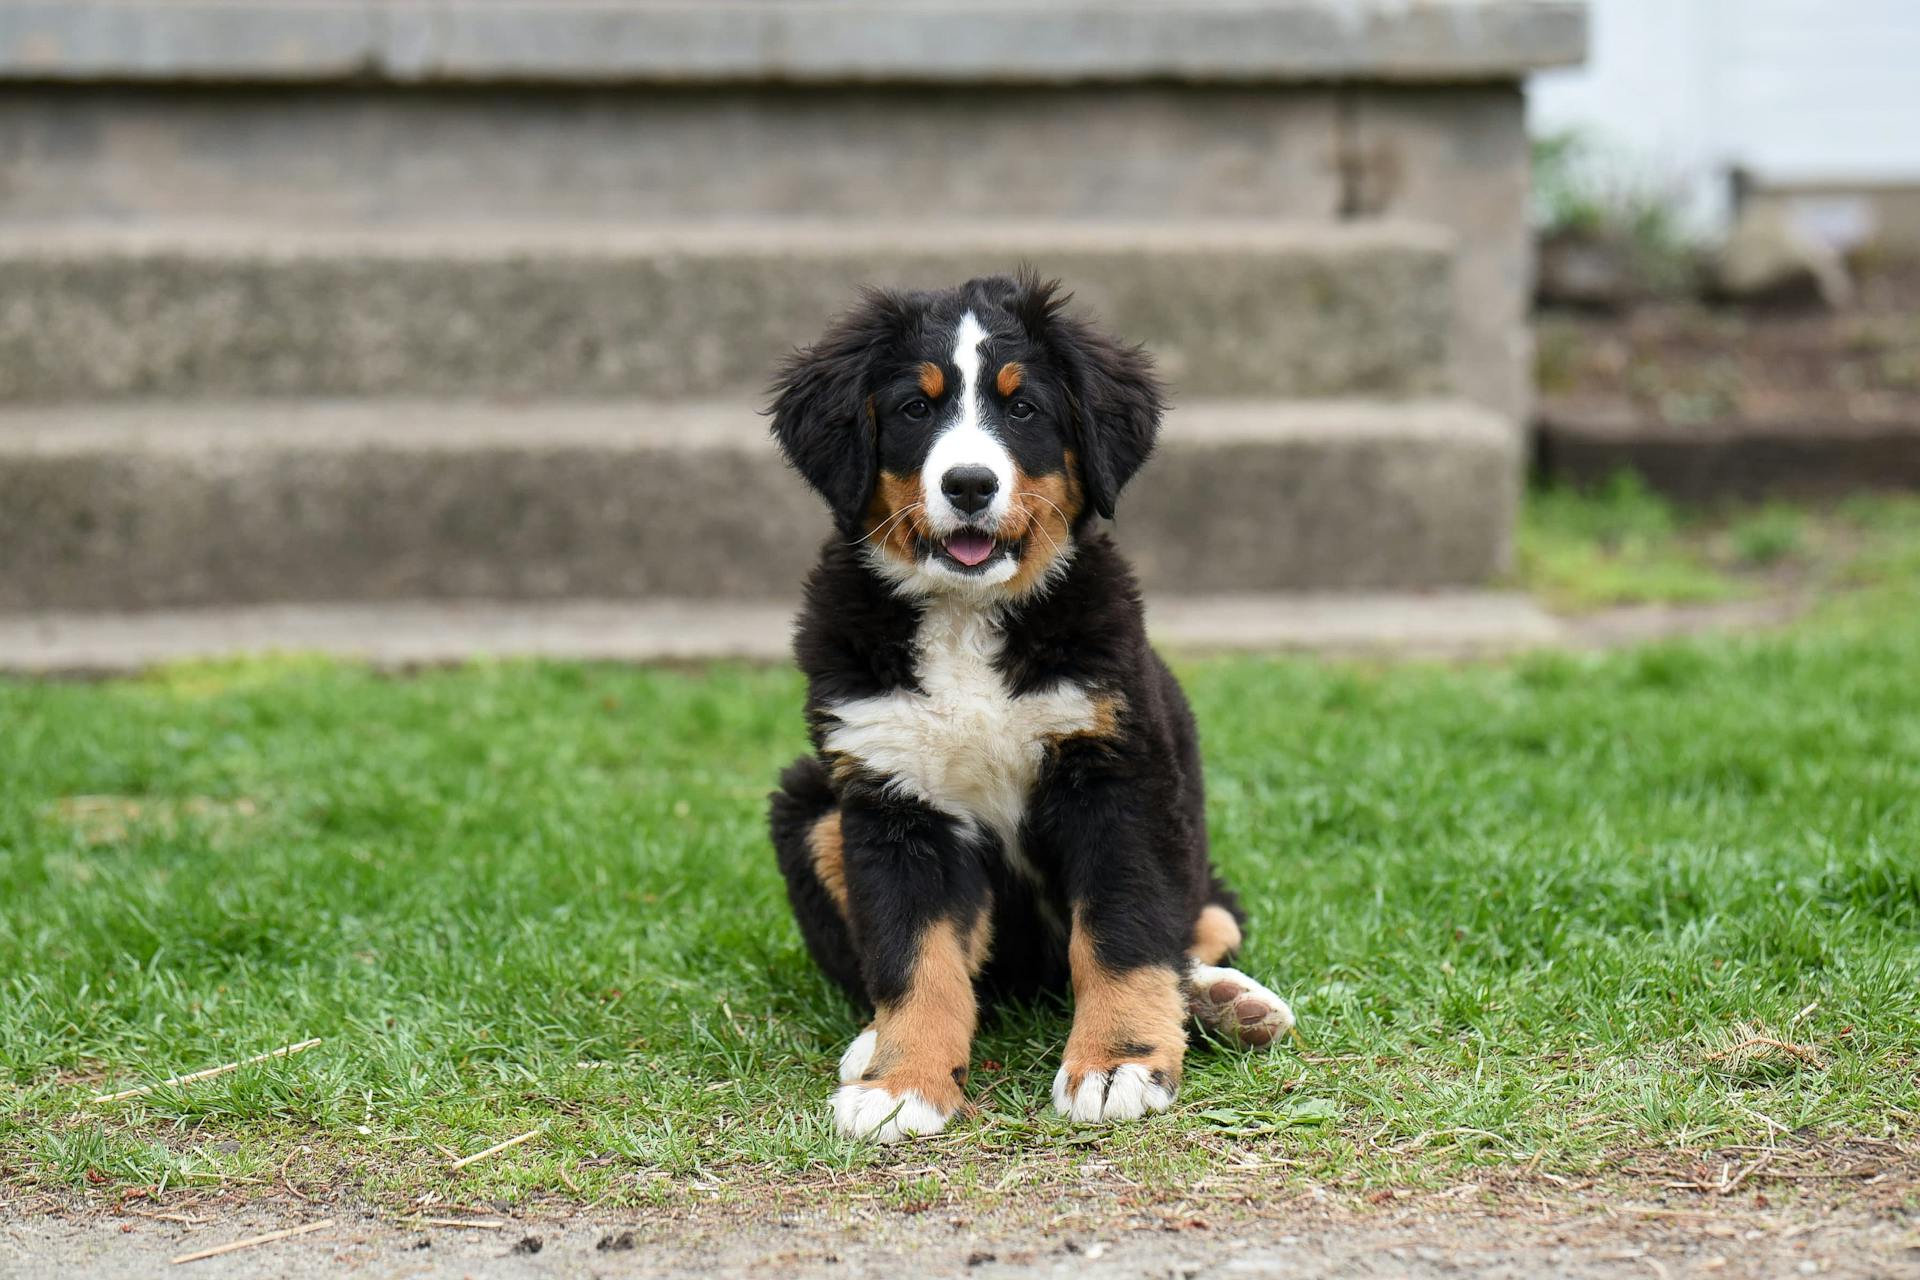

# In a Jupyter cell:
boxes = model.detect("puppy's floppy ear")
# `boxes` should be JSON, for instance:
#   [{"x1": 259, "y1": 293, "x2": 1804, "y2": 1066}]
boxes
[
  {"x1": 768, "y1": 289, "x2": 907, "y2": 536},
  {"x1": 1014, "y1": 275, "x2": 1164, "y2": 520}
]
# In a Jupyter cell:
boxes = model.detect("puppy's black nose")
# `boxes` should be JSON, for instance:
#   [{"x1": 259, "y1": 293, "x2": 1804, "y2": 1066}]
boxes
[{"x1": 941, "y1": 466, "x2": 999, "y2": 516}]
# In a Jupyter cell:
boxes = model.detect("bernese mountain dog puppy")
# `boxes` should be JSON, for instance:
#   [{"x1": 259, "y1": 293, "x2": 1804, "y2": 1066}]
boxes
[{"x1": 767, "y1": 273, "x2": 1293, "y2": 1142}]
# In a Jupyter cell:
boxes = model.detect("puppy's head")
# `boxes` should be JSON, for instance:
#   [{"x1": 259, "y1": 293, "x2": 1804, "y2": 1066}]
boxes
[{"x1": 770, "y1": 273, "x2": 1162, "y2": 599}]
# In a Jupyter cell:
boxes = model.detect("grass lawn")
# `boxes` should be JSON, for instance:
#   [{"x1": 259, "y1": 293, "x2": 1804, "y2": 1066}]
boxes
[
  {"x1": 1517, "y1": 476, "x2": 1920, "y2": 611},
  {"x1": 3, "y1": 492, "x2": 1919, "y2": 1213}
]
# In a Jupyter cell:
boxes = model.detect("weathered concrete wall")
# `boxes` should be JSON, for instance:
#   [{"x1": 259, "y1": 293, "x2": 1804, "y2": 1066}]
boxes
[
  {"x1": 1747, "y1": 185, "x2": 1920, "y2": 253},
  {"x1": 1346, "y1": 86, "x2": 1535, "y2": 420}
]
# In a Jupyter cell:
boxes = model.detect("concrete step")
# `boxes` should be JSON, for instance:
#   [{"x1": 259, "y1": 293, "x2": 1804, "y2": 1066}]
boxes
[
  {"x1": 0, "y1": 594, "x2": 1566, "y2": 675},
  {"x1": 0, "y1": 397, "x2": 1515, "y2": 612},
  {"x1": 0, "y1": 221, "x2": 1451, "y2": 402},
  {"x1": 2, "y1": 2, "x2": 1587, "y2": 86}
]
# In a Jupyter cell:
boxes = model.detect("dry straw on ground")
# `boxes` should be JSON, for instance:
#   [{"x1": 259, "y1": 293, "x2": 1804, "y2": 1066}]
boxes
[
  {"x1": 1704, "y1": 1012, "x2": 1828, "y2": 1072},
  {"x1": 448, "y1": 1128, "x2": 543, "y2": 1171},
  {"x1": 169, "y1": 1218, "x2": 334, "y2": 1266},
  {"x1": 89, "y1": 1039, "x2": 323, "y2": 1105}
]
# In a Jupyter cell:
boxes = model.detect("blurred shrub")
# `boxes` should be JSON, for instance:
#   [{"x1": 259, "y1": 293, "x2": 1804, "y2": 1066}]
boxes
[{"x1": 1533, "y1": 131, "x2": 1702, "y2": 305}]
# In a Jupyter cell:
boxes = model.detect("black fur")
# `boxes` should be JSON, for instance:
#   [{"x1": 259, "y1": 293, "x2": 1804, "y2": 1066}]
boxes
[
  {"x1": 769, "y1": 272, "x2": 1162, "y2": 541},
  {"x1": 767, "y1": 288, "x2": 908, "y2": 537},
  {"x1": 1021, "y1": 286, "x2": 1163, "y2": 520},
  {"x1": 766, "y1": 274, "x2": 1244, "y2": 1105},
  {"x1": 776, "y1": 536, "x2": 1233, "y2": 1006}
]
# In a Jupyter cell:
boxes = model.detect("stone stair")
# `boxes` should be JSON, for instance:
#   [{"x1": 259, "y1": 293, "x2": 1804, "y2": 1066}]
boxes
[
  {"x1": 0, "y1": 0, "x2": 1586, "y2": 662},
  {"x1": 0, "y1": 397, "x2": 1514, "y2": 611},
  {"x1": 0, "y1": 221, "x2": 1452, "y2": 402}
]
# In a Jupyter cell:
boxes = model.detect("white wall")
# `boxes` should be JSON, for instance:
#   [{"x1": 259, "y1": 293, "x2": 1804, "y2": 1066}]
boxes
[{"x1": 1530, "y1": 0, "x2": 1920, "y2": 230}]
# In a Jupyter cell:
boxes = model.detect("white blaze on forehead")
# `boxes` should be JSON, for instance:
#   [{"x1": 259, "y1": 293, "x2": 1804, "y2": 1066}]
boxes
[
  {"x1": 922, "y1": 311, "x2": 1015, "y2": 535},
  {"x1": 952, "y1": 311, "x2": 989, "y2": 410}
]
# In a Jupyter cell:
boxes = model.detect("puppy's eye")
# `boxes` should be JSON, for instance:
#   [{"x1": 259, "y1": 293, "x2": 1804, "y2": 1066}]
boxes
[
  {"x1": 901, "y1": 398, "x2": 932, "y2": 421},
  {"x1": 1008, "y1": 399, "x2": 1037, "y2": 420}
]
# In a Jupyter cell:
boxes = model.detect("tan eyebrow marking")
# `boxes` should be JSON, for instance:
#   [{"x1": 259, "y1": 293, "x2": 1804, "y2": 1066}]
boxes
[
  {"x1": 918, "y1": 362, "x2": 945, "y2": 398},
  {"x1": 996, "y1": 362, "x2": 1023, "y2": 397}
]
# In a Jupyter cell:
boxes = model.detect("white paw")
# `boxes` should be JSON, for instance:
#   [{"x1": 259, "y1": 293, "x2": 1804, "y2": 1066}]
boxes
[
  {"x1": 837, "y1": 1028, "x2": 877, "y2": 1083},
  {"x1": 832, "y1": 1083, "x2": 949, "y2": 1142},
  {"x1": 1051, "y1": 1062, "x2": 1174, "y2": 1124},
  {"x1": 1189, "y1": 964, "x2": 1295, "y2": 1047}
]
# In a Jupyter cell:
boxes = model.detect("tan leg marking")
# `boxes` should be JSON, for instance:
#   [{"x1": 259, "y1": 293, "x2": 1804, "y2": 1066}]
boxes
[
  {"x1": 1054, "y1": 908, "x2": 1185, "y2": 1122},
  {"x1": 1189, "y1": 903, "x2": 1242, "y2": 966},
  {"x1": 806, "y1": 811, "x2": 848, "y2": 916},
  {"x1": 834, "y1": 913, "x2": 990, "y2": 1140}
]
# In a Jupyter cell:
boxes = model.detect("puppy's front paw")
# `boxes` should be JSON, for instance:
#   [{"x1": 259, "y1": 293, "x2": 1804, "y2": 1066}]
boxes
[
  {"x1": 830, "y1": 1023, "x2": 968, "y2": 1141},
  {"x1": 832, "y1": 1083, "x2": 951, "y2": 1142},
  {"x1": 1052, "y1": 1061, "x2": 1175, "y2": 1124},
  {"x1": 1189, "y1": 964, "x2": 1294, "y2": 1048}
]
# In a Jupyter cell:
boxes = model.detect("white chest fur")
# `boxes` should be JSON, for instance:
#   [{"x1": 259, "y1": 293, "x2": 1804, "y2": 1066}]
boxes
[{"x1": 822, "y1": 600, "x2": 1100, "y2": 864}]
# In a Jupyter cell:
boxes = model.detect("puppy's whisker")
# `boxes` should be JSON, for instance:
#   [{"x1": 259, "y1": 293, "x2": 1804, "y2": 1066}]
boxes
[
  {"x1": 1021, "y1": 502, "x2": 1064, "y2": 559},
  {"x1": 1026, "y1": 491, "x2": 1074, "y2": 529},
  {"x1": 849, "y1": 502, "x2": 924, "y2": 548},
  {"x1": 1018, "y1": 493, "x2": 1066, "y2": 548},
  {"x1": 867, "y1": 505, "x2": 917, "y2": 545},
  {"x1": 864, "y1": 502, "x2": 919, "y2": 541}
]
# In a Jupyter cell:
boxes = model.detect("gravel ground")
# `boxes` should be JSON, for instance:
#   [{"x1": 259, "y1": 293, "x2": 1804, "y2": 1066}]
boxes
[{"x1": 5, "y1": 1194, "x2": 1917, "y2": 1280}]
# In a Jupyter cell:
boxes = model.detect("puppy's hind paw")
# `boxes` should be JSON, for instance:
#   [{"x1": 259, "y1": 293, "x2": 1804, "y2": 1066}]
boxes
[{"x1": 1189, "y1": 965, "x2": 1295, "y2": 1048}]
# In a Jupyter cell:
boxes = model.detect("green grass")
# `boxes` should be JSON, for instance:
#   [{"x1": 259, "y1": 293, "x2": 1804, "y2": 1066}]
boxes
[
  {"x1": 1516, "y1": 476, "x2": 1920, "y2": 610},
  {"x1": 3, "y1": 508, "x2": 1919, "y2": 1211}
]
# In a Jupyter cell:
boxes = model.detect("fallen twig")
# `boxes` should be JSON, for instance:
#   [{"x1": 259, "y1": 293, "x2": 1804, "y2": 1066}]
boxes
[
  {"x1": 279, "y1": 1147, "x2": 314, "y2": 1203},
  {"x1": 448, "y1": 1128, "x2": 541, "y2": 1171},
  {"x1": 1536, "y1": 1200, "x2": 1765, "y2": 1223},
  {"x1": 169, "y1": 1218, "x2": 334, "y2": 1265},
  {"x1": 91, "y1": 1039, "x2": 323, "y2": 1104},
  {"x1": 411, "y1": 1217, "x2": 508, "y2": 1229},
  {"x1": 1718, "y1": 1152, "x2": 1772, "y2": 1196}
]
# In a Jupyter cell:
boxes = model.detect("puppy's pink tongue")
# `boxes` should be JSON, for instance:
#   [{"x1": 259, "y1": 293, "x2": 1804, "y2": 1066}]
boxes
[{"x1": 943, "y1": 532, "x2": 996, "y2": 567}]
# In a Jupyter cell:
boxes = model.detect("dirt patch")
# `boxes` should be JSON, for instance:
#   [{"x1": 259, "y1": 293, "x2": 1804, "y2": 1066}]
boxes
[
  {"x1": 1539, "y1": 261, "x2": 1920, "y2": 428},
  {"x1": 1536, "y1": 259, "x2": 1920, "y2": 499},
  {"x1": 4, "y1": 1187, "x2": 1917, "y2": 1280},
  {"x1": 6, "y1": 1141, "x2": 1918, "y2": 1280}
]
